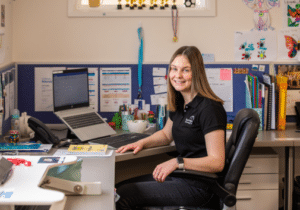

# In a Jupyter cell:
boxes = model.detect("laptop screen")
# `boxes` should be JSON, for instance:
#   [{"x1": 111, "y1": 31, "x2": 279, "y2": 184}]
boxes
[{"x1": 53, "y1": 68, "x2": 89, "y2": 112}]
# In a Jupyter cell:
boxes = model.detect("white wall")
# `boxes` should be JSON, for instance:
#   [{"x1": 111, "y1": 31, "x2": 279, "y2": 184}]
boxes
[
  {"x1": 12, "y1": 0, "x2": 284, "y2": 64},
  {"x1": 0, "y1": 0, "x2": 13, "y2": 68}
]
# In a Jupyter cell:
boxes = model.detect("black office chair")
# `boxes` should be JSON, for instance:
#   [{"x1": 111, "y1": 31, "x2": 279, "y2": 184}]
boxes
[{"x1": 143, "y1": 108, "x2": 260, "y2": 210}]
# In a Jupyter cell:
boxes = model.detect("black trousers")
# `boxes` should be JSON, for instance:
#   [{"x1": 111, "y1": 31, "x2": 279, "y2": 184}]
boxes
[{"x1": 115, "y1": 174, "x2": 219, "y2": 210}]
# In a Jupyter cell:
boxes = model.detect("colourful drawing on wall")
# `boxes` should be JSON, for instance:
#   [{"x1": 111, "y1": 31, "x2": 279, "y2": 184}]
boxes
[
  {"x1": 284, "y1": 35, "x2": 298, "y2": 58},
  {"x1": 234, "y1": 31, "x2": 277, "y2": 61},
  {"x1": 278, "y1": 28, "x2": 300, "y2": 60},
  {"x1": 243, "y1": 0, "x2": 280, "y2": 31},
  {"x1": 286, "y1": 3, "x2": 300, "y2": 27}
]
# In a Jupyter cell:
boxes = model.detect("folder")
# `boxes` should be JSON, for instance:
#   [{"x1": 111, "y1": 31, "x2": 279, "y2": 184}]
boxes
[
  {"x1": 245, "y1": 75, "x2": 263, "y2": 130},
  {"x1": 263, "y1": 74, "x2": 272, "y2": 130},
  {"x1": 276, "y1": 75, "x2": 288, "y2": 130}
]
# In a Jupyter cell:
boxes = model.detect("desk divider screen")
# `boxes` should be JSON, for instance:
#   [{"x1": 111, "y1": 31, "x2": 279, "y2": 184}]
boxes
[{"x1": 17, "y1": 64, "x2": 271, "y2": 125}]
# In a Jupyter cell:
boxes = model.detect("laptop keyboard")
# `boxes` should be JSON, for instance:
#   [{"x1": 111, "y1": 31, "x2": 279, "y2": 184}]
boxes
[
  {"x1": 90, "y1": 133, "x2": 150, "y2": 148},
  {"x1": 63, "y1": 112, "x2": 104, "y2": 129}
]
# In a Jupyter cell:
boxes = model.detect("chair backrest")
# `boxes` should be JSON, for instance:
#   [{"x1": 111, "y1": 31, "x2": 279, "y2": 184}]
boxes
[{"x1": 221, "y1": 108, "x2": 260, "y2": 195}]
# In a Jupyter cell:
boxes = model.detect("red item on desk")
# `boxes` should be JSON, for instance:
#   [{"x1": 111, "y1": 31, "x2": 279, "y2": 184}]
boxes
[{"x1": 7, "y1": 158, "x2": 31, "y2": 167}]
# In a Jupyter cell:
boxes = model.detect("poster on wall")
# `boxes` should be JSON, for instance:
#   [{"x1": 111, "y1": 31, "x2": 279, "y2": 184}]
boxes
[
  {"x1": 283, "y1": 0, "x2": 300, "y2": 28},
  {"x1": 234, "y1": 31, "x2": 277, "y2": 61},
  {"x1": 100, "y1": 67, "x2": 132, "y2": 112},
  {"x1": 277, "y1": 28, "x2": 300, "y2": 60}
]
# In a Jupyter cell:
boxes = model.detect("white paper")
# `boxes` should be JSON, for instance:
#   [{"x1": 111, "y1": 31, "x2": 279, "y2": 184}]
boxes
[
  {"x1": 277, "y1": 28, "x2": 300, "y2": 60},
  {"x1": 100, "y1": 67, "x2": 132, "y2": 112},
  {"x1": 154, "y1": 85, "x2": 167, "y2": 94},
  {"x1": 150, "y1": 93, "x2": 167, "y2": 105},
  {"x1": 206, "y1": 68, "x2": 233, "y2": 112},
  {"x1": 202, "y1": 54, "x2": 215, "y2": 62},
  {"x1": 3, "y1": 72, "x2": 9, "y2": 120},
  {"x1": 88, "y1": 68, "x2": 99, "y2": 112},
  {"x1": 35, "y1": 67, "x2": 66, "y2": 112},
  {"x1": 259, "y1": 65, "x2": 265, "y2": 72},
  {"x1": 234, "y1": 31, "x2": 277, "y2": 61},
  {"x1": 0, "y1": 113, "x2": 2, "y2": 135},
  {"x1": 283, "y1": 1, "x2": 300, "y2": 28},
  {"x1": 0, "y1": 34, "x2": 6, "y2": 64},
  {"x1": 9, "y1": 70, "x2": 15, "y2": 116},
  {"x1": 153, "y1": 68, "x2": 167, "y2": 76},
  {"x1": 153, "y1": 77, "x2": 167, "y2": 85}
]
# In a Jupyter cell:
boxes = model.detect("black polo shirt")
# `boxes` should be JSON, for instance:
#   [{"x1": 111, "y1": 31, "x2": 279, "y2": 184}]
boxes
[{"x1": 169, "y1": 95, "x2": 227, "y2": 158}]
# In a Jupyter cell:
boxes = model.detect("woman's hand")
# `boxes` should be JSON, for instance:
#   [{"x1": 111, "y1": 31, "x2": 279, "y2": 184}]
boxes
[
  {"x1": 116, "y1": 141, "x2": 144, "y2": 154},
  {"x1": 153, "y1": 158, "x2": 178, "y2": 183}
]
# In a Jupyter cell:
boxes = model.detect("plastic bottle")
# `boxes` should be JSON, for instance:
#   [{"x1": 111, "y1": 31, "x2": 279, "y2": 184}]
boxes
[{"x1": 11, "y1": 109, "x2": 20, "y2": 131}]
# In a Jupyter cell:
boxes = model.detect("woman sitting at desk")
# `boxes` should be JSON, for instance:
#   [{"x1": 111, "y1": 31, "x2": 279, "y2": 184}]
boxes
[{"x1": 116, "y1": 46, "x2": 227, "y2": 209}]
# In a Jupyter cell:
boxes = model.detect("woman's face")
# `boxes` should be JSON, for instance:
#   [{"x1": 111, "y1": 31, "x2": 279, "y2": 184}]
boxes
[{"x1": 169, "y1": 55, "x2": 192, "y2": 93}]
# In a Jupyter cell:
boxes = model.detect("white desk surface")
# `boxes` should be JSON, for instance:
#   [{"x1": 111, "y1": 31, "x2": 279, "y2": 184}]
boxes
[{"x1": 0, "y1": 155, "x2": 77, "y2": 206}]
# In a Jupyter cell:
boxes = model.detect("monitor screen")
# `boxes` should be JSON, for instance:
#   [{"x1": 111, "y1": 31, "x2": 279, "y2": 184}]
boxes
[{"x1": 53, "y1": 68, "x2": 89, "y2": 112}]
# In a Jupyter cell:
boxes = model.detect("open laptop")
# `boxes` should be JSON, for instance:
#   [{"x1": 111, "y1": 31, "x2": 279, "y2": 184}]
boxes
[
  {"x1": 52, "y1": 68, "x2": 149, "y2": 147},
  {"x1": 52, "y1": 68, "x2": 116, "y2": 141}
]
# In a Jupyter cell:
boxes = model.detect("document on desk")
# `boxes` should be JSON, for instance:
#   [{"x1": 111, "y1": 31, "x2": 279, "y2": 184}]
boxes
[{"x1": 54, "y1": 147, "x2": 113, "y2": 157}]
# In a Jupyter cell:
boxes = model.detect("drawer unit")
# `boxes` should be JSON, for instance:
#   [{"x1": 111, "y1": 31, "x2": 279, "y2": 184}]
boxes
[
  {"x1": 236, "y1": 149, "x2": 279, "y2": 210},
  {"x1": 238, "y1": 174, "x2": 279, "y2": 190},
  {"x1": 243, "y1": 157, "x2": 278, "y2": 174},
  {"x1": 236, "y1": 190, "x2": 279, "y2": 210}
]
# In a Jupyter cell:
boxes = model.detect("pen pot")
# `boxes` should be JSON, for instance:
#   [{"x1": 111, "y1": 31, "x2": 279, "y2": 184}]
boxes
[{"x1": 122, "y1": 113, "x2": 134, "y2": 131}]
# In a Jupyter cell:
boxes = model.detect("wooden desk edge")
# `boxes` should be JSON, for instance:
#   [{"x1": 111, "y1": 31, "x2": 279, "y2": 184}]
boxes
[{"x1": 116, "y1": 144, "x2": 176, "y2": 162}]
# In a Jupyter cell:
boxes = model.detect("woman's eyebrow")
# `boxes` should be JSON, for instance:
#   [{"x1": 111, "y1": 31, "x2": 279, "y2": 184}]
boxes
[{"x1": 170, "y1": 64, "x2": 191, "y2": 68}]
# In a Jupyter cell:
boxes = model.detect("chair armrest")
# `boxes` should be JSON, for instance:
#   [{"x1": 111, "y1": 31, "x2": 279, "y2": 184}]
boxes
[
  {"x1": 172, "y1": 169, "x2": 218, "y2": 179},
  {"x1": 171, "y1": 169, "x2": 236, "y2": 207}
]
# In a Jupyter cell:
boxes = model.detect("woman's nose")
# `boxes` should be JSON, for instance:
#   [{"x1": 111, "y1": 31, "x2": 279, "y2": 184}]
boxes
[{"x1": 175, "y1": 70, "x2": 183, "y2": 77}]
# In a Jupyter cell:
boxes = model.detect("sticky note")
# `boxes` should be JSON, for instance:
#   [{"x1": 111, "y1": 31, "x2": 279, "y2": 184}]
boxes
[{"x1": 220, "y1": 69, "x2": 232, "y2": 80}]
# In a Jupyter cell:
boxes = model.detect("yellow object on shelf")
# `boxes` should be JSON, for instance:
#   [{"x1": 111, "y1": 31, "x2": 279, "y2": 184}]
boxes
[
  {"x1": 89, "y1": 0, "x2": 100, "y2": 7},
  {"x1": 276, "y1": 75, "x2": 288, "y2": 131},
  {"x1": 226, "y1": 123, "x2": 233, "y2": 130}
]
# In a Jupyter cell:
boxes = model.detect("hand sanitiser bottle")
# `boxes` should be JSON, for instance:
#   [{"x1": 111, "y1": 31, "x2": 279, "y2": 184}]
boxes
[{"x1": 11, "y1": 109, "x2": 20, "y2": 131}]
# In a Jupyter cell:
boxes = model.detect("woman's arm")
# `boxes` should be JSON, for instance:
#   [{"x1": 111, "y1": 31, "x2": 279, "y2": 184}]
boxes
[
  {"x1": 183, "y1": 129, "x2": 225, "y2": 173},
  {"x1": 141, "y1": 118, "x2": 173, "y2": 149},
  {"x1": 116, "y1": 118, "x2": 173, "y2": 154},
  {"x1": 153, "y1": 129, "x2": 225, "y2": 183}
]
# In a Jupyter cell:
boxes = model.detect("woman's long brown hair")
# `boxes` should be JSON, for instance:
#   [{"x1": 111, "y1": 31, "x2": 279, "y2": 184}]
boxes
[{"x1": 167, "y1": 46, "x2": 224, "y2": 111}]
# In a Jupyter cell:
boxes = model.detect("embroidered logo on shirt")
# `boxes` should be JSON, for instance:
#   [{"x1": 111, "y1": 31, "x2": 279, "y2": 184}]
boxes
[{"x1": 185, "y1": 116, "x2": 194, "y2": 125}]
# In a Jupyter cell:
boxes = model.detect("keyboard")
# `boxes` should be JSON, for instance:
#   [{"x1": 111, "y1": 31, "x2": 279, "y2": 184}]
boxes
[
  {"x1": 63, "y1": 113, "x2": 104, "y2": 129},
  {"x1": 90, "y1": 133, "x2": 150, "y2": 148}
]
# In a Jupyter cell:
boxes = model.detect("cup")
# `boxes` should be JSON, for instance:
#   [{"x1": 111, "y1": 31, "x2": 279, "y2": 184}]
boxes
[
  {"x1": 122, "y1": 114, "x2": 134, "y2": 131},
  {"x1": 127, "y1": 120, "x2": 151, "y2": 134}
]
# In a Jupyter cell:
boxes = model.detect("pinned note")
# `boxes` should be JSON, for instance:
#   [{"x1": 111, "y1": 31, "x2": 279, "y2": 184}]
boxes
[{"x1": 220, "y1": 68, "x2": 232, "y2": 80}]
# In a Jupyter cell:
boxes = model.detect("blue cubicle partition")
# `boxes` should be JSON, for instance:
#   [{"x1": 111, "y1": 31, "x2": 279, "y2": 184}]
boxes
[
  {"x1": 0, "y1": 63, "x2": 17, "y2": 138},
  {"x1": 17, "y1": 64, "x2": 270, "y2": 124}
]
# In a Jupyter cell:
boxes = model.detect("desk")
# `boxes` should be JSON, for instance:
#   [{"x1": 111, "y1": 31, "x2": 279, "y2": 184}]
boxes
[
  {"x1": 0, "y1": 155, "x2": 77, "y2": 210},
  {"x1": 48, "y1": 150, "x2": 116, "y2": 210},
  {"x1": 115, "y1": 124, "x2": 300, "y2": 210},
  {"x1": 4, "y1": 124, "x2": 297, "y2": 209}
]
